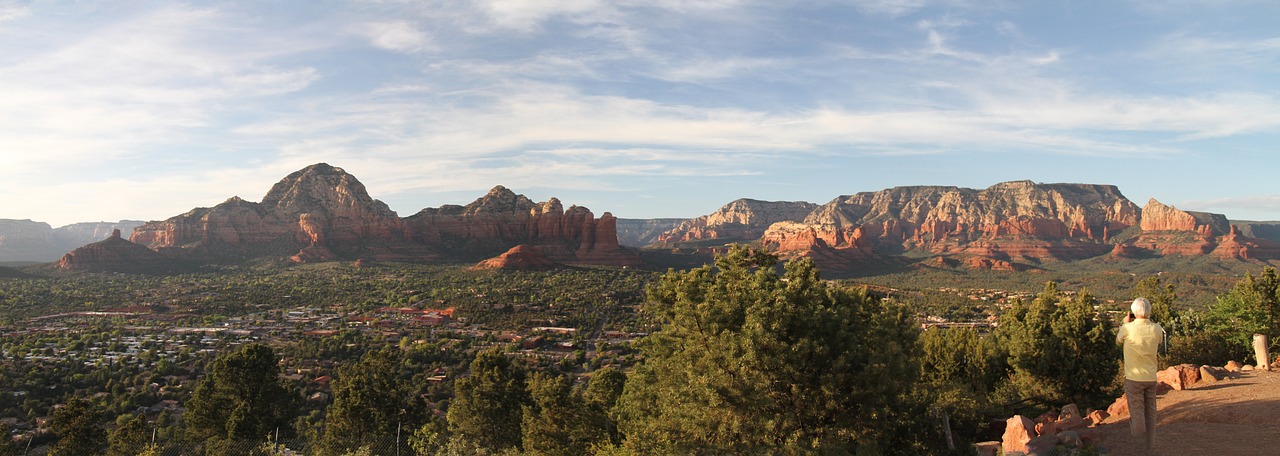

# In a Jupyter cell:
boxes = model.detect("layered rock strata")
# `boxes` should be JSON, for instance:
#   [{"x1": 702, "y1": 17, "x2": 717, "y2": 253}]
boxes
[
  {"x1": 654, "y1": 199, "x2": 817, "y2": 246},
  {"x1": 69, "y1": 163, "x2": 639, "y2": 271},
  {"x1": 761, "y1": 181, "x2": 1142, "y2": 269}
]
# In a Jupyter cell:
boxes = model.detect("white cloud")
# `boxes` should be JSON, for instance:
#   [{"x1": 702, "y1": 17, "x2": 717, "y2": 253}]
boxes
[
  {"x1": 0, "y1": 2, "x2": 28, "y2": 22},
  {"x1": 475, "y1": 0, "x2": 609, "y2": 32},
  {"x1": 852, "y1": 0, "x2": 929, "y2": 16},
  {"x1": 355, "y1": 21, "x2": 433, "y2": 53}
]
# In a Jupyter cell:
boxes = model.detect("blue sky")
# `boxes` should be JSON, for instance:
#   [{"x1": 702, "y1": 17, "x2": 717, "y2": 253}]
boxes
[{"x1": 1, "y1": 0, "x2": 1278, "y2": 227}]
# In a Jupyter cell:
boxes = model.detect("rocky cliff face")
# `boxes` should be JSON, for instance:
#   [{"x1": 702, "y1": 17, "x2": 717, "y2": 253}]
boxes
[
  {"x1": 0, "y1": 219, "x2": 59, "y2": 262},
  {"x1": 404, "y1": 186, "x2": 640, "y2": 266},
  {"x1": 70, "y1": 164, "x2": 638, "y2": 271},
  {"x1": 131, "y1": 164, "x2": 412, "y2": 261},
  {"x1": 654, "y1": 199, "x2": 818, "y2": 246},
  {"x1": 760, "y1": 181, "x2": 1142, "y2": 268},
  {"x1": 615, "y1": 218, "x2": 686, "y2": 247},
  {"x1": 57, "y1": 229, "x2": 174, "y2": 273},
  {"x1": 0, "y1": 219, "x2": 144, "y2": 262}
]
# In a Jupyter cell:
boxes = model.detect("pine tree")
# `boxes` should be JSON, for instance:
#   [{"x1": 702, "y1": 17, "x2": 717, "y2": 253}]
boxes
[
  {"x1": 447, "y1": 347, "x2": 528, "y2": 452},
  {"x1": 106, "y1": 414, "x2": 149, "y2": 456},
  {"x1": 992, "y1": 283, "x2": 1119, "y2": 407},
  {"x1": 321, "y1": 347, "x2": 418, "y2": 455},
  {"x1": 48, "y1": 398, "x2": 106, "y2": 456},
  {"x1": 616, "y1": 245, "x2": 922, "y2": 454},
  {"x1": 184, "y1": 344, "x2": 298, "y2": 452},
  {"x1": 522, "y1": 373, "x2": 588, "y2": 455}
]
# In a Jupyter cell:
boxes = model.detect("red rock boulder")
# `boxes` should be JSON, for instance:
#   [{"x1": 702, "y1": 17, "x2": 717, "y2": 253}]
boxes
[{"x1": 1002, "y1": 415, "x2": 1037, "y2": 455}]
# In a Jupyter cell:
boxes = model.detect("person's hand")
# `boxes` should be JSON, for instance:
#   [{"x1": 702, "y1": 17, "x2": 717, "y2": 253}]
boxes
[{"x1": 1124, "y1": 313, "x2": 1134, "y2": 324}]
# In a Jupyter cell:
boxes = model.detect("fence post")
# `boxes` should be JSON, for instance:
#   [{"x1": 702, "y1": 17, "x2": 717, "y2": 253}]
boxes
[{"x1": 1254, "y1": 334, "x2": 1270, "y2": 371}]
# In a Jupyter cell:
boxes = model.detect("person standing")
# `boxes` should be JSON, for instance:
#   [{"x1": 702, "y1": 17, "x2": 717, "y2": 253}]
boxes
[{"x1": 1116, "y1": 297, "x2": 1166, "y2": 454}]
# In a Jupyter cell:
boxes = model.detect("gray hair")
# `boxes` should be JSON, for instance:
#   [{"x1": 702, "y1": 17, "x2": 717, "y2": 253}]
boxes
[{"x1": 1131, "y1": 297, "x2": 1152, "y2": 319}]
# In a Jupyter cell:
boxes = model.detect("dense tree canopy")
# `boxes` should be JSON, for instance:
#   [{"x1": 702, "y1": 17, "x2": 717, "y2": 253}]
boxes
[
  {"x1": 321, "y1": 347, "x2": 421, "y2": 455},
  {"x1": 616, "y1": 245, "x2": 922, "y2": 454},
  {"x1": 447, "y1": 347, "x2": 528, "y2": 452},
  {"x1": 184, "y1": 344, "x2": 298, "y2": 452},
  {"x1": 991, "y1": 283, "x2": 1119, "y2": 407},
  {"x1": 49, "y1": 397, "x2": 107, "y2": 455}
]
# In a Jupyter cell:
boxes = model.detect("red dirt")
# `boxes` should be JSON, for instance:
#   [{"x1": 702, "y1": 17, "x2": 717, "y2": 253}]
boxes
[{"x1": 1094, "y1": 369, "x2": 1280, "y2": 455}]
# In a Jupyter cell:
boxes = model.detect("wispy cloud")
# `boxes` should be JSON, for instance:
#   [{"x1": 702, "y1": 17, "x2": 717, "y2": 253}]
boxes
[{"x1": 353, "y1": 21, "x2": 433, "y2": 53}]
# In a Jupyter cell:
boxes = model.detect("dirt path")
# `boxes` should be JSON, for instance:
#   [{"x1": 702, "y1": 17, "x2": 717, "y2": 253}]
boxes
[{"x1": 1095, "y1": 369, "x2": 1280, "y2": 455}]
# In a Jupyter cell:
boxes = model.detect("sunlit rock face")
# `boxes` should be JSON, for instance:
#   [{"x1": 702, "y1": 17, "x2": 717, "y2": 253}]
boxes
[
  {"x1": 759, "y1": 181, "x2": 1143, "y2": 268},
  {"x1": 107, "y1": 163, "x2": 640, "y2": 269},
  {"x1": 654, "y1": 198, "x2": 818, "y2": 246}
]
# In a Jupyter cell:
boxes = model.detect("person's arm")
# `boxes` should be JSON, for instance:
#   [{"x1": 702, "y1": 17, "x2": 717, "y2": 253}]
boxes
[{"x1": 1116, "y1": 324, "x2": 1128, "y2": 344}]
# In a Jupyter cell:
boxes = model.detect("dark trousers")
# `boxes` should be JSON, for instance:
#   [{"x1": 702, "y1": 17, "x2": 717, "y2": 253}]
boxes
[{"x1": 1124, "y1": 379, "x2": 1158, "y2": 452}]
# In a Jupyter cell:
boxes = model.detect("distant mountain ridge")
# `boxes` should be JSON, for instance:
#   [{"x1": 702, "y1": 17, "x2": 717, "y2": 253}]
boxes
[
  {"x1": 59, "y1": 163, "x2": 639, "y2": 272},
  {"x1": 0, "y1": 219, "x2": 144, "y2": 262},
  {"x1": 755, "y1": 181, "x2": 1280, "y2": 270},
  {"x1": 654, "y1": 198, "x2": 818, "y2": 246},
  {"x1": 19, "y1": 171, "x2": 1280, "y2": 273}
]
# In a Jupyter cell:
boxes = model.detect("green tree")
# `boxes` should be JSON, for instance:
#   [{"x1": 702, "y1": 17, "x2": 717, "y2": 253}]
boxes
[
  {"x1": 107, "y1": 414, "x2": 149, "y2": 456},
  {"x1": 584, "y1": 367, "x2": 626, "y2": 445},
  {"x1": 616, "y1": 245, "x2": 922, "y2": 454},
  {"x1": 1204, "y1": 267, "x2": 1280, "y2": 361},
  {"x1": 447, "y1": 347, "x2": 528, "y2": 452},
  {"x1": 521, "y1": 373, "x2": 594, "y2": 455},
  {"x1": 321, "y1": 347, "x2": 418, "y2": 455},
  {"x1": 918, "y1": 327, "x2": 999, "y2": 446},
  {"x1": 992, "y1": 283, "x2": 1119, "y2": 407},
  {"x1": 184, "y1": 344, "x2": 298, "y2": 452},
  {"x1": 1134, "y1": 275, "x2": 1177, "y2": 326},
  {"x1": 49, "y1": 398, "x2": 106, "y2": 456}
]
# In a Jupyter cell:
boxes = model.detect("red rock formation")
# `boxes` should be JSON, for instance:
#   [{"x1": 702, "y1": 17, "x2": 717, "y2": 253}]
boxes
[
  {"x1": 1212, "y1": 225, "x2": 1280, "y2": 260},
  {"x1": 57, "y1": 229, "x2": 174, "y2": 273},
  {"x1": 405, "y1": 186, "x2": 640, "y2": 266},
  {"x1": 118, "y1": 165, "x2": 638, "y2": 269},
  {"x1": 474, "y1": 245, "x2": 557, "y2": 270},
  {"x1": 761, "y1": 181, "x2": 1142, "y2": 269},
  {"x1": 655, "y1": 199, "x2": 817, "y2": 245},
  {"x1": 965, "y1": 256, "x2": 1020, "y2": 272}
]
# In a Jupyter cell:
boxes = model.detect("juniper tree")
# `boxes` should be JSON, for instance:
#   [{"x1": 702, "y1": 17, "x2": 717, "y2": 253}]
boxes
[
  {"x1": 616, "y1": 245, "x2": 921, "y2": 454},
  {"x1": 447, "y1": 347, "x2": 528, "y2": 452},
  {"x1": 321, "y1": 347, "x2": 420, "y2": 455},
  {"x1": 184, "y1": 344, "x2": 298, "y2": 452},
  {"x1": 992, "y1": 283, "x2": 1119, "y2": 407}
]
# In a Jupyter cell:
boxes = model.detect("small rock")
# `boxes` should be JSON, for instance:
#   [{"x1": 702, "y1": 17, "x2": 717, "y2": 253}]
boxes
[
  {"x1": 1057, "y1": 430, "x2": 1083, "y2": 448},
  {"x1": 1242, "y1": 364, "x2": 1255, "y2": 372},
  {"x1": 1002, "y1": 415, "x2": 1037, "y2": 455},
  {"x1": 1200, "y1": 365, "x2": 1221, "y2": 384},
  {"x1": 1034, "y1": 420, "x2": 1057, "y2": 437},
  {"x1": 1226, "y1": 360, "x2": 1244, "y2": 372},
  {"x1": 1106, "y1": 394, "x2": 1128, "y2": 417},
  {"x1": 973, "y1": 441, "x2": 1001, "y2": 456},
  {"x1": 1059, "y1": 403, "x2": 1081, "y2": 421},
  {"x1": 1086, "y1": 409, "x2": 1109, "y2": 426},
  {"x1": 1025, "y1": 434, "x2": 1060, "y2": 456}
]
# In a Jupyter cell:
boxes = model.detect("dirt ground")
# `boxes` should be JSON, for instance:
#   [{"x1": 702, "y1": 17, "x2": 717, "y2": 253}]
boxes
[{"x1": 1094, "y1": 368, "x2": 1280, "y2": 455}]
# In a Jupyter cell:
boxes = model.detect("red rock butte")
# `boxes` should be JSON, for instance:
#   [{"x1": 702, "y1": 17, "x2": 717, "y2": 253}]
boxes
[{"x1": 60, "y1": 163, "x2": 640, "y2": 272}]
